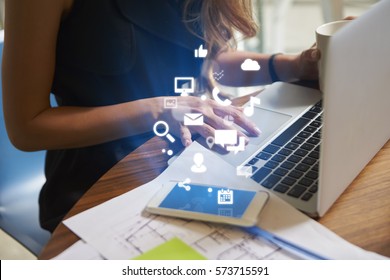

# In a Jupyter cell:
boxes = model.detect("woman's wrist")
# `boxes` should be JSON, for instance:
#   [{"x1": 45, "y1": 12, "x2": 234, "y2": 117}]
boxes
[
  {"x1": 149, "y1": 96, "x2": 165, "y2": 123},
  {"x1": 271, "y1": 53, "x2": 300, "y2": 83},
  {"x1": 268, "y1": 53, "x2": 282, "y2": 83}
]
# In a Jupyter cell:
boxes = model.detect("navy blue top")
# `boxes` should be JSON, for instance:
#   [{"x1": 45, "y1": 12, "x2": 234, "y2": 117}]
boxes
[{"x1": 40, "y1": 0, "x2": 204, "y2": 232}]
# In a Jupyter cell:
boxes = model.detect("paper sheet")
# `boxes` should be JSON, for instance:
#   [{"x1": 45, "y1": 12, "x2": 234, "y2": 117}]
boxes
[
  {"x1": 52, "y1": 240, "x2": 104, "y2": 260},
  {"x1": 63, "y1": 142, "x2": 386, "y2": 260}
]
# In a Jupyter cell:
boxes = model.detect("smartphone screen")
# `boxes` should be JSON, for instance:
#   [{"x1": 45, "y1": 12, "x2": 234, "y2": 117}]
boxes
[{"x1": 159, "y1": 183, "x2": 256, "y2": 218}]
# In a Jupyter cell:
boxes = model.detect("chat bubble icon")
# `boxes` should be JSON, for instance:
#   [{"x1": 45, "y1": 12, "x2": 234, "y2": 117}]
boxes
[{"x1": 214, "y1": 130, "x2": 237, "y2": 148}]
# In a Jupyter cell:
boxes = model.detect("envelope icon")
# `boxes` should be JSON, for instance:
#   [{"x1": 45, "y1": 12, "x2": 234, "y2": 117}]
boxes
[
  {"x1": 236, "y1": 165, "x2": 253, "y2": 178},
  {"x1": 184, "y1": 113, "x2": 204, "y2": 126}
]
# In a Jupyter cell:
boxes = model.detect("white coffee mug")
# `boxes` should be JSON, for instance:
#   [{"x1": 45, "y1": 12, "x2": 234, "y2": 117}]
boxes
[{"x1": 316, "y1": 20, "x2": 350, "y2": 91}]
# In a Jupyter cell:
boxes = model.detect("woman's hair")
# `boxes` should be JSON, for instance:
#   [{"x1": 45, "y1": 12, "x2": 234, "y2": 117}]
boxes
[{"x1": 183, "y1": 0, "x2": 258, "y2": 56}]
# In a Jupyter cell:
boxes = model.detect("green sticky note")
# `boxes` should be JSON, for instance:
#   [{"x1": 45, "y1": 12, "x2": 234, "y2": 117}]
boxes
[{"x1": 133, "y1": 237, "x2": 206, "y2": 260}]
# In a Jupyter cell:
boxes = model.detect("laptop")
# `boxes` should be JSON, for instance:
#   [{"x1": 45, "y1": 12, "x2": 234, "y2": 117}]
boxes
[{"x1": 217, "y1": 0, "x2": 390, "y2": 217}]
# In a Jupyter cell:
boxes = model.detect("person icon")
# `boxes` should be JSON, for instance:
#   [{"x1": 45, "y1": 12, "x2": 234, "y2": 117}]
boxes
[{"x1": 191, "y1": 153, "x2": 207, "y2": 173}]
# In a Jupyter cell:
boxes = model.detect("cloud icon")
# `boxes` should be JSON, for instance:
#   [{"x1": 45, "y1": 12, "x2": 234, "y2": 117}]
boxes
[{"x1": 241, "y1": 59, "x2": 261, "y2": 71}]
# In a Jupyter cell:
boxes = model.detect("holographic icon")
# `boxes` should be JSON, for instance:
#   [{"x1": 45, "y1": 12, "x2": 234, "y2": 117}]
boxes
[
  {"x1": 218, "y1": 208, "x2": 233, "y2": 217},
  {"x1": 206, "y1": 136, "x2": 215, "y2": 149},
  {"x1": 162, "y1": 149, "x2": 173, "y2": 156},
  {"x1": 184, "y1": 113, "x2": 204, "y2": 126},
  {"x1": 212, "y1": 87, "x2": 232, "y2": 106},
  {"x1": 236, "y1": 165, "x2": 253, "y2": 178},
  {"x1": 223, "y1": 115, "x2": 234, "y2": 126},
  {"x1": 243, "y1": 96, "x2": 261, "y2": 117},
  {"x1": 226, "y1": 137, "x2": 246, "y2": 154},
  {"x1": 178, "y1": 178, "x2": 191, "y2": 191},
  {"x1": 164, "y1": 97, "x2": 177, "y2": 109},
  {"x1": 214, "y1": 129, "x2": 237, "y2": 147},
  {"x1": 153, "y1": 121, "x2": 175, "y2": 143},
  {"x1": 194, "y1": 44, "x2": 208, "y2": 58},
  {"x1": 191, "y1": 153, "x2": 207, "y2": 173},
  {"x1": 213, "y1": 70, "x2": 224, "y2": 81},
  {"x1": 174, "y1": 77, "x2": 195, "y2": 96},
  {"x1": 241, "y1": 59, "x2": 261, "y2": 71},
  {"x1": 214, "y1": 130, "x2": 246, "y2": 154},
  {"x1": 217, "y1": 189, "x2": 234, "y2": 205}
]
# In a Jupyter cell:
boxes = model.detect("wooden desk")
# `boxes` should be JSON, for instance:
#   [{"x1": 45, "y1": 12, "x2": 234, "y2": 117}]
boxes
[{"x1": 39, "y1": 134, "x2": 390, "y2": 259}]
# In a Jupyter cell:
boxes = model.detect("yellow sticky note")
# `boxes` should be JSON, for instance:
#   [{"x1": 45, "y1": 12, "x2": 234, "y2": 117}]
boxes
[{"x1": 133, "y1": 237, "x2": 206, "y2": 260}]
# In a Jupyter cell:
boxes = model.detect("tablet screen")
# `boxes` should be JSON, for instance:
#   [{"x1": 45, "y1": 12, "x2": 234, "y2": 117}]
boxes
[{"x1": 159, "y1": 183, "x2": 256, "y2": 218}]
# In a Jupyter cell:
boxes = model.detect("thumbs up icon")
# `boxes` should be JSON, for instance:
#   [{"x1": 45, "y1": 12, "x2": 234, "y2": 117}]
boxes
[{"x1": 194, "y1": 44, "x2": 208, "y2": 58}]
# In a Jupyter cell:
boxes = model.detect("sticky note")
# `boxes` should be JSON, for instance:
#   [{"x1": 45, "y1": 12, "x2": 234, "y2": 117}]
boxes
[{"x1": 133, "y1": 237, "x2": 206, "y2": 260}]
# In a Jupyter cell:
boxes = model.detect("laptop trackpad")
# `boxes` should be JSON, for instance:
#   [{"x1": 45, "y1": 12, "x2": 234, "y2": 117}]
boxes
[
  {"x1": 248, "y1": 107, "x2": 291, "y2": 145},
  {"x1": 220, "y1": 107, "x2": 292, "y2": 166}
]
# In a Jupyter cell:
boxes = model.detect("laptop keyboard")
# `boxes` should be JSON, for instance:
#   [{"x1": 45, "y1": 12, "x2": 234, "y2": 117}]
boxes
[{"x1": 248, "y1": 101, "x2": 323, "y2": 202}]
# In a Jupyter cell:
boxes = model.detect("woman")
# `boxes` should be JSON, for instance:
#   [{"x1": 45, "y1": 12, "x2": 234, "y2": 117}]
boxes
[{"x1": 2, "y1": 0, "x2": 319, "y2": 232}]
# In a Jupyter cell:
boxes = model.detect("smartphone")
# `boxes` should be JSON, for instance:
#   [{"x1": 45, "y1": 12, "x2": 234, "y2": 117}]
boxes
[{"x1": 145, "y1": 182, "x2": 269, "y2": 227}]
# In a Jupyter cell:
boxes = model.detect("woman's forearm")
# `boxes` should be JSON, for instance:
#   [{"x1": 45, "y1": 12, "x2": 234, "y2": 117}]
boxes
[
  {"x1": 5, "y1": 98, "x2": 162, "y2": 152},
  {"x1": 3, "y1": 0, "x2": 165, "y2": 151},
  {"x1": 215, "y1": 51, "x2": 302, "y2": 87}
]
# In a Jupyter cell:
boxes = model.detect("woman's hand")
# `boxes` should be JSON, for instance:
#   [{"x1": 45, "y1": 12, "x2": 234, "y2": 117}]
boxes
[
  {"x1": 293, "y1": 16, "x2": 356, "y2": 82},
  {"x1": 158, "y1": 96, "x2": 261, "y2": 147},
  {"x1": 293, "y1": 46, "x2": 321, "y2": 81}
]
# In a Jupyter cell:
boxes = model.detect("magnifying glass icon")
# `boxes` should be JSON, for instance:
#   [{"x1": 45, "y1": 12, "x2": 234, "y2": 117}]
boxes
[{"x1": 153, "y1": 121, "x2": 176, "y2": 143}]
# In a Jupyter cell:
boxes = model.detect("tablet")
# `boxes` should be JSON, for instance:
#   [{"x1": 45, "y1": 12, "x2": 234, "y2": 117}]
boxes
[{"x1": 145, "y1": 182, "x2": 269, "y2": 227}]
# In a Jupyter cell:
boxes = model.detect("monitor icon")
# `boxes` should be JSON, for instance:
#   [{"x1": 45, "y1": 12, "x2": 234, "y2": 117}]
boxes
[{"x1": 174, "y1": 77, "x2": 195, "y2": 96}]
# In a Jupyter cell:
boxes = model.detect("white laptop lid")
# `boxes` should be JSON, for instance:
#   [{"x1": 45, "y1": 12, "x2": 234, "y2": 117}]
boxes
[{"x1": 319, "y1": 0, "x2": 390, "y2": 216}]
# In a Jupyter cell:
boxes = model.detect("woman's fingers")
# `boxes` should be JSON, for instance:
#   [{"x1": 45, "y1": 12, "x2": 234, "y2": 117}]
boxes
[
  {"x1": 212, "y1": 103, "x2": 261, "y2": 136},
  {"x1": 231, "y1": 110, "x2": 262, "y2": 136},
  {"x1": 167, "y1": 96, "x2": 262, "y2": 147},
  {"x1": 180, "y1": 124, "x2": 193, "y2": 147},
  {"x1": 294, "y1": 48, "x2": 320, "y2": 81},
  {"x1": 189, "y1": 122, "x2": 249, "y2": 148},
  {"x1": 302, "y1": 48, "x2": 320, "y2": 62}
]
